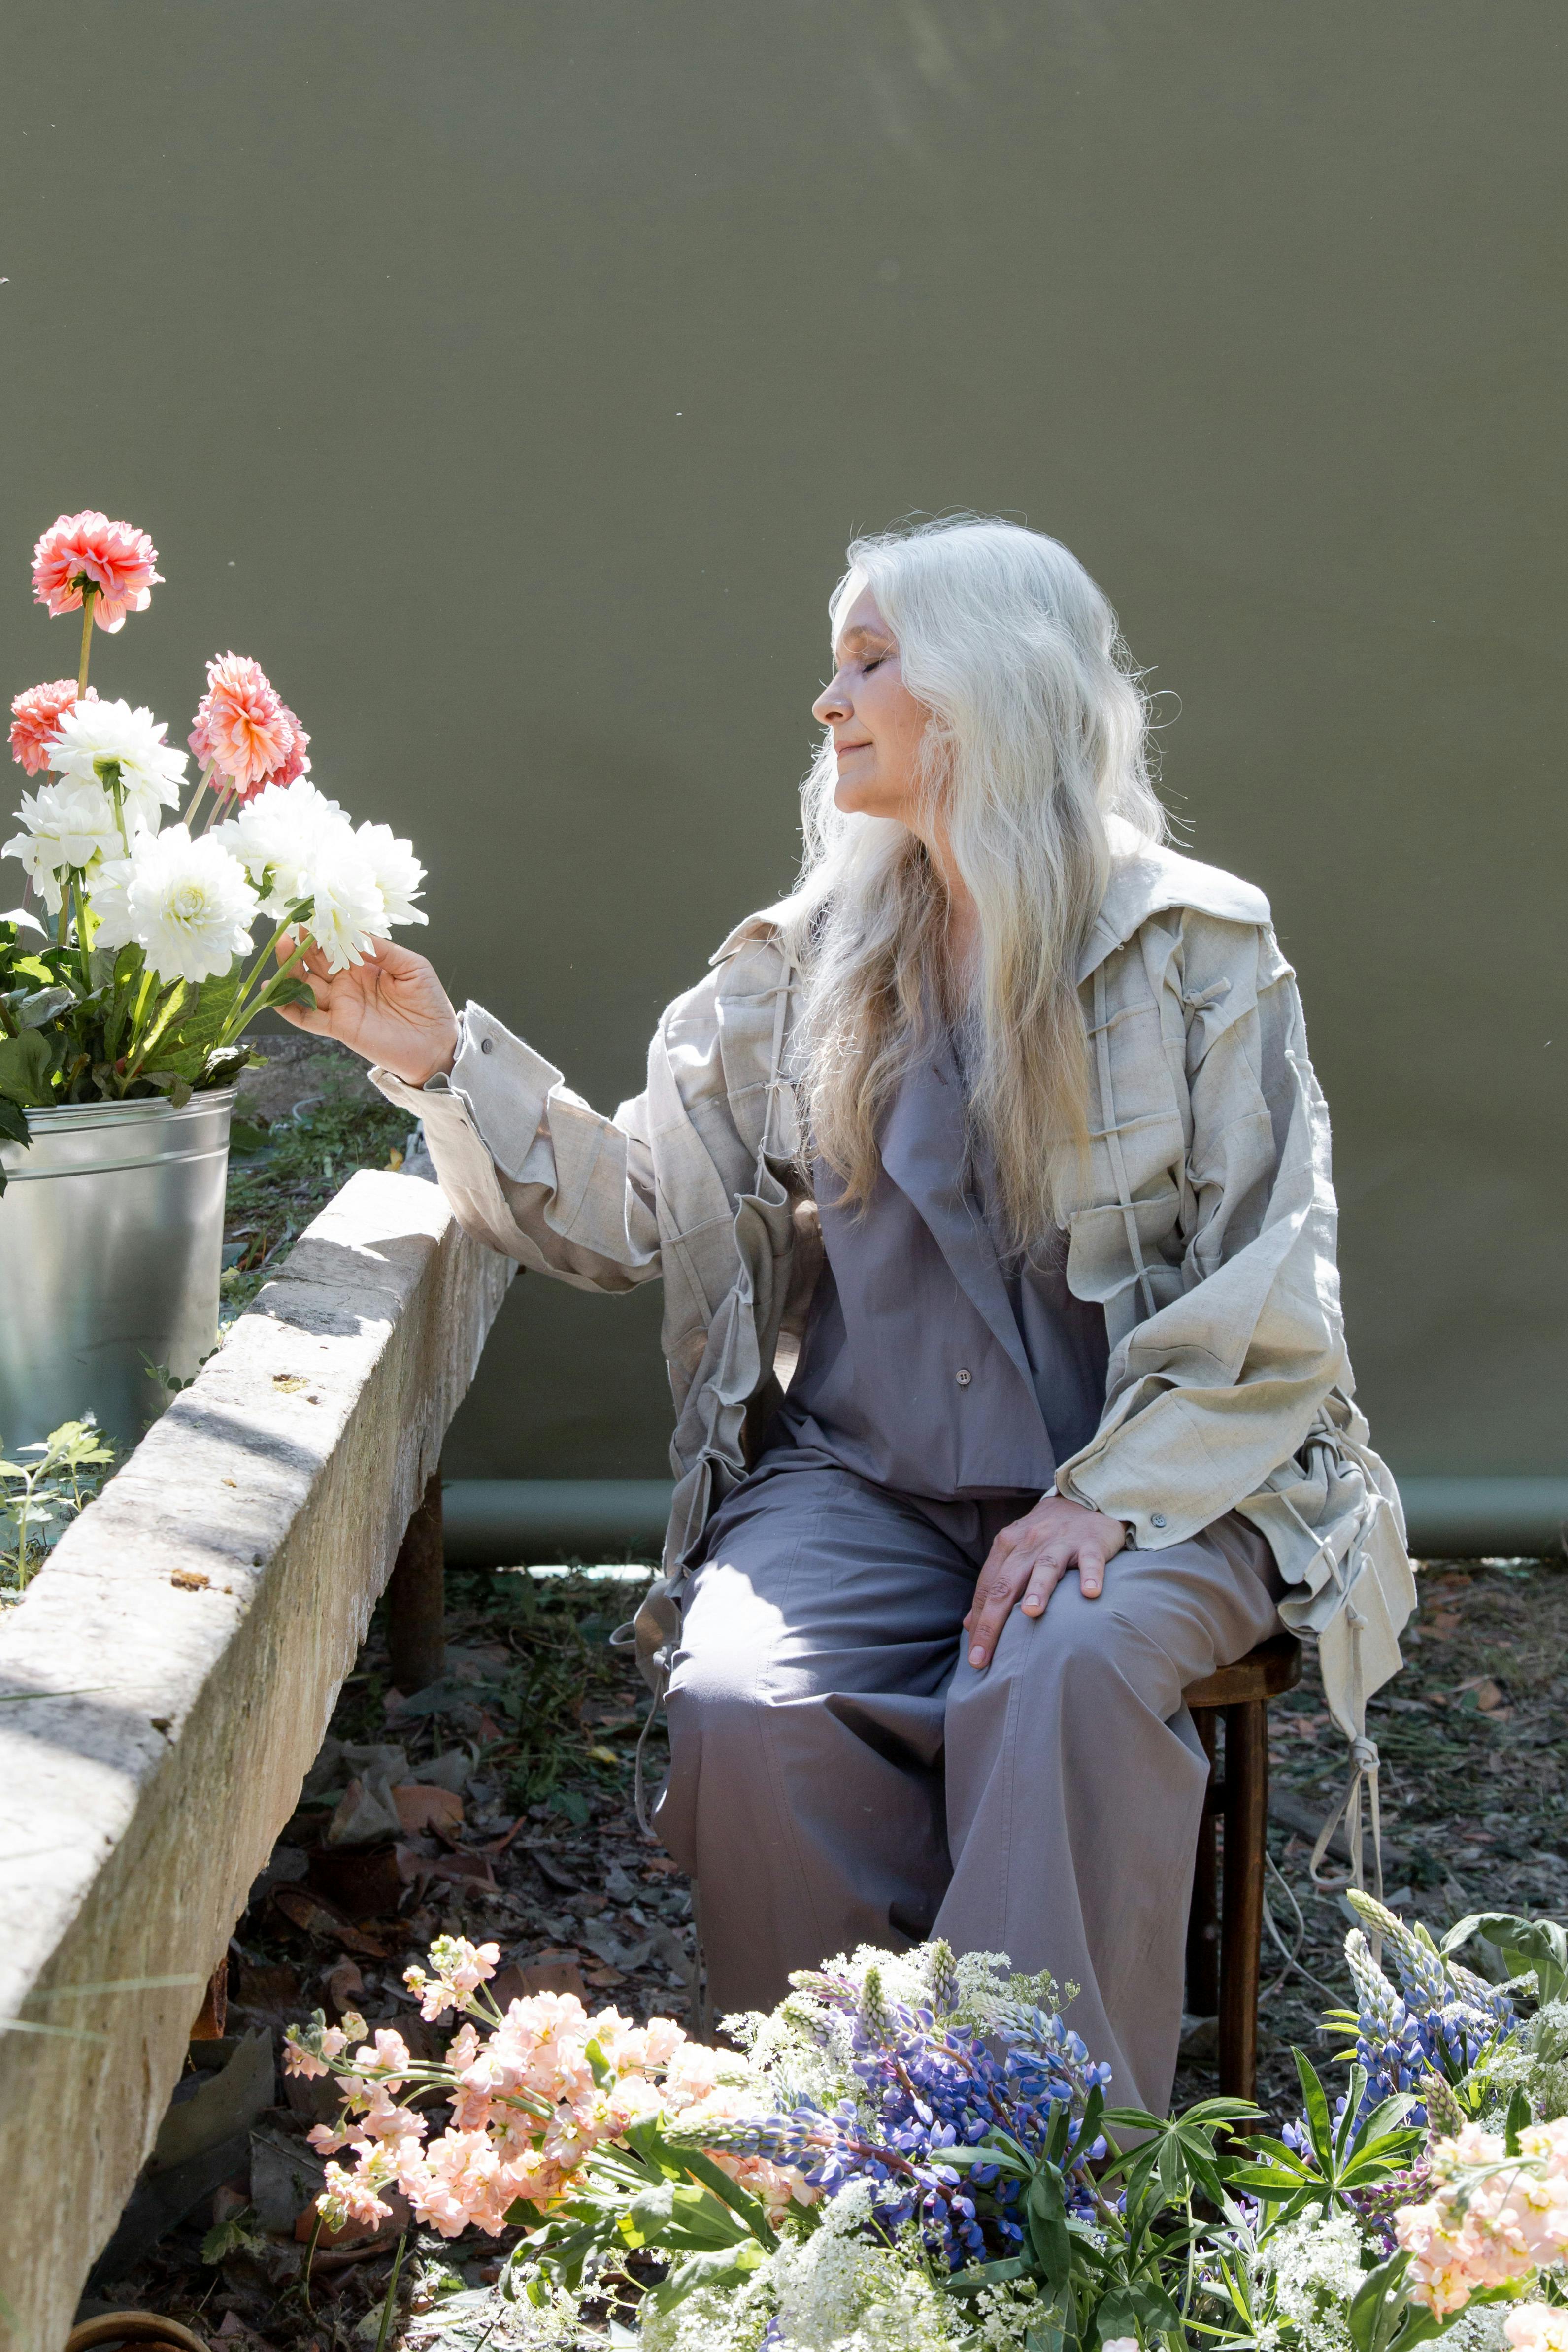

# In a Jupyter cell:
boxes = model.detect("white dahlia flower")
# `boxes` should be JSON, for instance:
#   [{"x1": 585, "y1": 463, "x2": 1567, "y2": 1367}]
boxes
[
  {"x1": 351, "y1": 820, "x2": 427, "y2": 930},
  {"x1": 2, "y1": 780, "x2": 124, "y2": 911},
  {"x1": 125, "y1": 826, "x2": 259, "y2": 984},
  {"x1": 87, "y1": 856, "x2": 137, "y2": 952},
  {"x1": 47, "y1": 696, "x2": 187, "y2": 831},
  {"x1": 218, "y1": 776, "x2": 350, "y2": 912},
  {"x1": 300, "y1": 831, "x2": 387, "y2": 973}
]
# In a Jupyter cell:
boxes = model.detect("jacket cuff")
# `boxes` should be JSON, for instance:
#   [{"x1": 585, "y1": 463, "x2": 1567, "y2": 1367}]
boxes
[
  {"x1": 1055, "y1": 1463, "x2": 1173, "y2": 1552},
  {"x1": 370, "y1": 1002, "x2": 560, "y2": 1183}
]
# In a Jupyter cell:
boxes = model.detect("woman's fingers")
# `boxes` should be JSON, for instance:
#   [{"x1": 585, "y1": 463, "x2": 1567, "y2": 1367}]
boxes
[{"x1": 964, "y1": 1550, "x2": 1047, "y2": 1668}]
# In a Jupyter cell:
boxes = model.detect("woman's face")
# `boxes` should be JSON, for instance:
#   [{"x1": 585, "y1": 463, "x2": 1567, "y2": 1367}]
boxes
[{"x1": 812, "y1": 584, "x2": 929, "y2": 825}]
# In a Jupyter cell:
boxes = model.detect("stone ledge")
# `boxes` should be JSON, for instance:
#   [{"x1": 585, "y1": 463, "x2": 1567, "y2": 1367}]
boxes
[{"x1": 0, "y1": 1169, "x2": 515, "y2": 2352}]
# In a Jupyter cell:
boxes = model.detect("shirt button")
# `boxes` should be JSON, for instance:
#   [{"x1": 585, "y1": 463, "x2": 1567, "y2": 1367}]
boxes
[
  {"x1": 1151, "y1": 1512, "x2": 1167, "y2": 1529},
  {"x1": 955, "y1": 1368, "x2": 972, "y2": 1387},
  {"x1": 480, "y1": 1036, "x2": 493, "y2": 1054}
]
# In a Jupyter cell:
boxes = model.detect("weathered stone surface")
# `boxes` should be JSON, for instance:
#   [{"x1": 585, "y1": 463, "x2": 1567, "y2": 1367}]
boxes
[{"x1": 0, "y1": 1171, "x2": 513, "y2": 2352}]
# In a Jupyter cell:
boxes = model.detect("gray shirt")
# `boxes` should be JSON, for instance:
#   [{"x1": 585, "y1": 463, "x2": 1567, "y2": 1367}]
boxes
[{"x1": 769, "y1": 1025, "x2": 1110, "y2": 1507}]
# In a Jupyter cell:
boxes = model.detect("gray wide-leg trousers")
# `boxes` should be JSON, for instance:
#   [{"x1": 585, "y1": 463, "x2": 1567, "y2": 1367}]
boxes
[{"x1": 654, "y1": 1463, "x2": 1282, "y2": 2115}]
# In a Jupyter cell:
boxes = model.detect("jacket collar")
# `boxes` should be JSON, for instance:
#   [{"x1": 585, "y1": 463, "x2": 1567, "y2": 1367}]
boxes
[
  {"x1": 1076, "y1": 817, "x2": 1272, "y2": 983},
  {"x1": 709, "y1": 818, "x2": 1271, "y2": 977}
]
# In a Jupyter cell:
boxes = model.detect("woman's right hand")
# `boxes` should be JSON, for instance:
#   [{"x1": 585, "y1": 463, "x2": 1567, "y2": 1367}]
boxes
[{"x1": 275, "y1": 934, "x2": 461, "y2": 1086}]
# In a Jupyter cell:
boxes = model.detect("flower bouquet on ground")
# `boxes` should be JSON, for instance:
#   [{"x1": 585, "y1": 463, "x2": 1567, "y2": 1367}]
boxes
[
  {"x1": 0, "y1": 509, "x2": 427, "y2": 1191},
  {"x1": 284, "y1": 1898, "x2": 1568, "y2": 2351}
]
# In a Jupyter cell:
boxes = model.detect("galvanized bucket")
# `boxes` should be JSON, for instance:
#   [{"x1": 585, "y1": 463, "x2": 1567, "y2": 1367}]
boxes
[{"x1": 0, "y1": 1089, "x2": 234, "y2": 1455}]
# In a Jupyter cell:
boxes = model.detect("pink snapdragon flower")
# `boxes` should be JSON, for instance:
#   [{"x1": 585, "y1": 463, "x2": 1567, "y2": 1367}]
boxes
[
  {"x1": 1396, "y1": 2118, "x2": 1568, "y2": 2315},
  {"x1": 306, "y1": 1936, "x2": 810, "y2": 2245},
  {"x1": 32, "y1": 512, "x2": 162, "y2": 631},
  {"x1": 189, "y1": 653, "x2": 310, "y2": 799},
  {"x1": 404, "y1": 1935, "x2": 500, "y2": 2021},
  {"x1": 8, "y1": 680, "x2": 94, "y2": 775},
  {"x1": 1507, "y1": 2307, "x2": 1568, "y2": 2352},
  {"x1": 319, "y1": 2151, "x2": 398, "y2": 2234}
]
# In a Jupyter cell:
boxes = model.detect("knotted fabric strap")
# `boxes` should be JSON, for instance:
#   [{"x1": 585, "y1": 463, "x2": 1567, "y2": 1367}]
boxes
[
  {"x1": 1309, "y1": 1732, "x2": 1383, "y2": 1899},
  {"x1": 632, "y1": 1657, "x2": 671, "y2": 1840},
  {"x1": 1309, "y1": 1586, "x2": 1386, "y2": 1915}
]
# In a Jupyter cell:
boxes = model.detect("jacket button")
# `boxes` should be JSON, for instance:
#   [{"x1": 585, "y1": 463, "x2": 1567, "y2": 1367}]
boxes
[
  {"x1": 480, "y1": 1036, "x2": 493, "y2": 1054},
  {"x1": 1151, "y1": 1512, "x2": 1167, "y2": 1529},
  {"x1": 955, "y1": 1368, "x2": 972, "y2": 1387}
]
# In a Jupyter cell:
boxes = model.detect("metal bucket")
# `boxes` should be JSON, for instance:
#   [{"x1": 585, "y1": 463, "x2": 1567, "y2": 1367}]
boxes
[{"x1": 0, "y1": 1089, "x2": 234, "y2": 1454}]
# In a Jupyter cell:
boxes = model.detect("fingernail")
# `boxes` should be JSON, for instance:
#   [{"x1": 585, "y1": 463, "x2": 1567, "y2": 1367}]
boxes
[
  {"x1": 968, "y1": 1646, "x2": 985, "y2": 1666},
  {"x1": 1022, "y1": 1597, "x2": 1042, "y2": 1613}
]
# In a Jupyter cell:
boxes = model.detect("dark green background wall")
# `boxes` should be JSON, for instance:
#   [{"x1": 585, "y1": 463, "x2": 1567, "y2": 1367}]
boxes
[{"x1": 2, "y1": 3, "x2": 1562, "y2": 1480}]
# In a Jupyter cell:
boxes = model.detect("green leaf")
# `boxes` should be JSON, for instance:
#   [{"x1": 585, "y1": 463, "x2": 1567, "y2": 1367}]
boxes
[
  {"x1": 171, "y1": 968, "x2": 246, "y2": 1055},
  {"x1": 941, "y1": 2256, "x2": 1035, "y2": 2296},
  {"x1": 0, "y1": 1095, "x2": 29, "y2": 1147},
  {"x1": 1347, "y1": 2250, "x2": 1414, "y2": 2352},
  {"x1": 267, "y1": 973, "x2": 318, "y2": 1013},
  {"x1": 617, "y1": 2179, "x2": 750, "y2": 2252},
  {"x1": 1443, "y1": 1913, "x2": 1568, "y2": 2005},
  {"x1": 647, "y1": 2242, "x2": 767, "y2": 2316},
  {"x1": 1025, "y1": 2164, "x2": 1072, "y2": 2287},
  {"x1": 0, "y1": 1027, "x2": 55, "y2": 1108},
  {"x1": 1506, "y1": 2086, "x2": 1529, "y2": 2154},
  {"x1": 1336, "y1": 2064, "x2": 1371, "y2": 2164},
  {"x1": 1293, "y1": 2047, "x2": 1334, "y2": 2171},
  {"x1": 16, "y1": 984, "x2": 75, "y2": 1029}
]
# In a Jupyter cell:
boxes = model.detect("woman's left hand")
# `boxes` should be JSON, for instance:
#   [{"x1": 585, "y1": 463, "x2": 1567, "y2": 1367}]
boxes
[{"x1": 962, "y1": 1494, "x2": 1129, "y2": 1670}]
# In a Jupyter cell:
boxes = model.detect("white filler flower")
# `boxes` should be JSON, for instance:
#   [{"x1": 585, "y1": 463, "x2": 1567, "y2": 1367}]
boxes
[
  {"x1": 352, "y1": 820, "x2": 427, "y2": 929},
  {"x1": 124, "y1": 826, "x2": 259, "y2": 984},
  {"x1": 47, "y1": 696, "x2": 188, "y2": 831},
  {"x1": 2, "y1": 781, "x2": 124, "y2": 911}
]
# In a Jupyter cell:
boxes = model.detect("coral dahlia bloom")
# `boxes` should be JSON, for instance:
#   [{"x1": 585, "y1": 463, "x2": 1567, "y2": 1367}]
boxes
[
  {"x1": 189, "y1": 653, "x2": 311, "y2": 799},
  {"x1": 9, "y1": 679, "x2": 93, "y2": 775},
  {"x1": 31, "y1": 511, "x2": 162, "y2": 632}
]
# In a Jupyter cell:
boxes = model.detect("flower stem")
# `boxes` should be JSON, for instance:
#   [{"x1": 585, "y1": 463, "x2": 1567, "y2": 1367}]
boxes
[
  {"x1": 373, "y1": 2232, "x2": 407, "y2": 2352},
  {"x1": 76, "y1": 588, "x2": 96, "y2": 698},
  {"x1": 217, "y1": 912, "x2": 311, "y2": 1050},
  {"x1": 72, "y1": 874, "x2": 92, "y2": 992},
  {"x1": 123, "y1": 978, "x2": 187, "y2": 1088},
  {"x1": 181, "y1": 760, "x2": 217, "y2": 832}
]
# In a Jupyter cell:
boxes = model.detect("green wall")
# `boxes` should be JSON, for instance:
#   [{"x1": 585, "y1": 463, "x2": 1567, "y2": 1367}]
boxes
[{"x1": 2, "y1": 3, "x2": 1562, "y2": 1480}]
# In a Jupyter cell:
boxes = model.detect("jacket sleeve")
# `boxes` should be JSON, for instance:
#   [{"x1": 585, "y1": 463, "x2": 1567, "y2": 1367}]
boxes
[
  {"x1": 1056, "y1": 921, "x2": 1350, "y2": 1549},
  {"x1": 370, "y1": 1001, "x2": 662, "y2": 1294}
]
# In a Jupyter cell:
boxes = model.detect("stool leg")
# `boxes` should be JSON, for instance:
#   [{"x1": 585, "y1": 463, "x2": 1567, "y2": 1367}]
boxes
[
  {"x1": 1186, "y1": 1709, "x2": 1220, "y2": 2016},
  {"x1": 388, "y1": 1469, "x2": 445, "y2": 1696},
  {"x1": 1218, "y1": 1697, "x2": 1268, "y2": 2103}
]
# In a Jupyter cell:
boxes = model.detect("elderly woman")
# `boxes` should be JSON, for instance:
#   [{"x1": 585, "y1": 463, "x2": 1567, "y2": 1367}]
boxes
[{"x1": 286, "y1": 517, "x2": 1412, "y2": 2113}]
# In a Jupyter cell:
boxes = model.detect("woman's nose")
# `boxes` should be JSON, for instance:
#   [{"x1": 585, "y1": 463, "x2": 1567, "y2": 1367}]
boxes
[{"x1": 813, "y1": 671, "x2": 851, "y2": 725}]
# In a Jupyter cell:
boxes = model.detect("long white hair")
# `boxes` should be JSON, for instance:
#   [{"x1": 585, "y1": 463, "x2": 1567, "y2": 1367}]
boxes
[{"x1": 778, "y1": 516, "x2": 1167, "y2": 1248}]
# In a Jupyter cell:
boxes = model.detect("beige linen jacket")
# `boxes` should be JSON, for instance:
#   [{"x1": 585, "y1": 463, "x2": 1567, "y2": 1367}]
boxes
[{"x1": 373, "y1": 824, "x2": 1414, "y2": 1800}]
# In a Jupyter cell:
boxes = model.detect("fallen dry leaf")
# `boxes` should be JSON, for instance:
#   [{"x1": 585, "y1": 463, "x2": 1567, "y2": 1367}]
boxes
[
  {"x1": 270, "y1": 1882, "x2": 391, "y2": 1957},
  {"x1": 392, "y1": 1782, "x2": 464, "y2": 1835},
  {"x1": 170, "y1": 1569, "x2": 210, "y2": 1592},
  {"x1": 271, "y1": 1373, "x2": 309, "y2": 1393},
  {"x1": 514, "y1": 1954, "x2": 588, "y2": 2000},
  {"x1": 325, "y1": 1958, "x2": 365, "y2": 2016}
]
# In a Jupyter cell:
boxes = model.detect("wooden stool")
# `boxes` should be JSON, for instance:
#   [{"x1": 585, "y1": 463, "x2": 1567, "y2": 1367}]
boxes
[{"x1": 1183, "y1": 1631, "x2": 1302, "y2": 2100}]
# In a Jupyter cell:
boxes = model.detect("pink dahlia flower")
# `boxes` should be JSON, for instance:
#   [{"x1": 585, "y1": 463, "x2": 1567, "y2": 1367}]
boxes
[
  {"x1": 189, "y1": 653, "x2": 310, "y2": 800},
  {"x1": 8, "y1": 678, "x2": 95, "y2": 774},
  {"x1": 31, "y1": 511, "x2": 162, "y2": 632}
]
